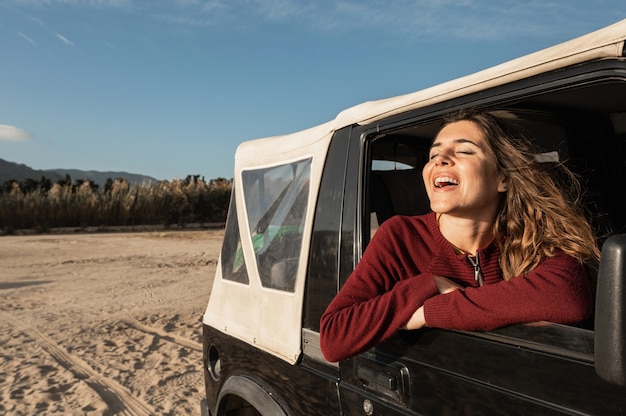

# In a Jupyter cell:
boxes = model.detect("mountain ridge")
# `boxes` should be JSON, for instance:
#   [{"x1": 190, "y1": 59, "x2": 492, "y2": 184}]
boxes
[{"x1": 0, "y1": 158, "x2": 158, "y2": 187}]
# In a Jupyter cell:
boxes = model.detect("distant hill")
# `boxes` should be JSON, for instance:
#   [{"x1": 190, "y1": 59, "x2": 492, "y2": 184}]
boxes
[
  {"x1": 0, "y1": 159, "x2": 63, "y2": 184},
  {"x1": 0, "y1": 158, "x2": 158, "y2": 187}
]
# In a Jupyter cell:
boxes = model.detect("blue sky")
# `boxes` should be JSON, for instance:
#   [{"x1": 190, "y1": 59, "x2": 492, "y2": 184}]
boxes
[{"x1": 1, "y1": 1, "x2": 626, "y2": 181}]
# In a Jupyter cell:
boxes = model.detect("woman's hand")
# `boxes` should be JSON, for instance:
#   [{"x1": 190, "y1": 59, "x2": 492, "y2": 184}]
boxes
[
  {"x1": 402, "y1": 306, "x2": 426, "y2": 330},
  {"x1": 434, "y1": 275, "x2": 464, "y2": 294}
]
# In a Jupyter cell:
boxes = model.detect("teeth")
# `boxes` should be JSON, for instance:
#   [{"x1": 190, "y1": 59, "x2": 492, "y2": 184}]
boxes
[{"x1": 434, "y1": 177, "x2": 459, "y2": 187}]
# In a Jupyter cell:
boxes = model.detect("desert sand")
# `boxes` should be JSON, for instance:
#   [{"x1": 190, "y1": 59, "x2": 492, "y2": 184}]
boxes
[{"x1": 0, "y1": 228, "x2": 223, "y2": 415}]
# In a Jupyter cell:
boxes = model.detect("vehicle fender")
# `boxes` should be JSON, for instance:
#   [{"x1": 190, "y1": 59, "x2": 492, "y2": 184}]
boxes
[{"x1": 216, "y1": 375, "x2": 289, "y2": 416}]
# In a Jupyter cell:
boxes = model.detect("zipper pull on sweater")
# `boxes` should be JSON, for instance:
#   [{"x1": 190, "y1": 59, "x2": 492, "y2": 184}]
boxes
[{"x1": 467, "y1": 253, "x2": 484, "y2": 286}]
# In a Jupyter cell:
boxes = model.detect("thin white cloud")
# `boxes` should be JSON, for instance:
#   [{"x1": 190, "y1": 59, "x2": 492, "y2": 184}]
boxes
[
  {"x1": 200, "y1": 1, "x2": 226, "y2": 14},
  {"x1": 130, "y1": 0, "x2": 625, "y2": 43},
  {"x1": 10, "y1": 0, "x2": 130, "y2": 6},
  {"x1": 55, "y1": 32, "x2": 75, "y2": 46},
  {"x1": 175, "y1": 0, "x2": 202, "y2": 6},
  {"x1": 239, "y1": 0, "x2": 610, "y2": 40},
  {"x1": 6, "y1": 0, "x2": 626, "y2": 42},
  {"x1": 0, "y1": 125, "x2": 33, "y2": 142},
  {"x1": 17, "y1": 31, "x2": 36, "y2": 45},
  {"x1": 248, "y1": 0, "x2": 626, "y2": 41},
  {"x1": 29, "y1": 16, "x2": 45, "y2": 26},
  {"x1": 249, "y1": 0, "x2": 311, "y2": 21},
  {"x1": 104, "y1": 40, "x2": 117, "y2": 50}
]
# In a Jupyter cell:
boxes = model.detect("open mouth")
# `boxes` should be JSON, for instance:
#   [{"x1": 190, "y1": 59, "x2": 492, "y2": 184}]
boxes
[{"x1": 434, "y1": 176, "x2": 459, "y2": 188}]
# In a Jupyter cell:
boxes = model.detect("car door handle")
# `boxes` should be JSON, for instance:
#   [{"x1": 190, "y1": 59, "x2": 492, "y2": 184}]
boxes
[{"x1": 357, "y1": 364, "x2": 398, "y2": 391}]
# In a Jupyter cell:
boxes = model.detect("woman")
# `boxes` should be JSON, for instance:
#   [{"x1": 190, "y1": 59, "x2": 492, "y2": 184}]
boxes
[{"x1": 319, "y1": 110, "x2": 600, "y2": 363}]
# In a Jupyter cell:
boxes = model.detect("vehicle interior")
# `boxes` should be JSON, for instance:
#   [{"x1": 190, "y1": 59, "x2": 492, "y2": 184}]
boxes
[{"x1": 366, "y1": 79, "x2": 626, "y2": 252}]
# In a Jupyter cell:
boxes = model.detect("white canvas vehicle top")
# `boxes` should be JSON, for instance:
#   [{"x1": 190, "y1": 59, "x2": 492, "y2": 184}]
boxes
[{"x1": 203, "y1": 18, "x2": 626, "y2": 364}]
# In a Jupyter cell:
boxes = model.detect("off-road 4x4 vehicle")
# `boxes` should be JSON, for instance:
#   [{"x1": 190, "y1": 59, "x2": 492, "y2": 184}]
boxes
[{"x1": 201, "y1": 19, "x2": 626, "y2": 415}]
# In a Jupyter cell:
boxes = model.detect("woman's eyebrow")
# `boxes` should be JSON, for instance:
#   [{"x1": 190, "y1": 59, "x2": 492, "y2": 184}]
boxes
[
  {"x1": 455, "y1": 138, "x2": 479, "y2": 146},
  {"x1": 429, "y1": 138, "x2": 479, "y2": 150}
]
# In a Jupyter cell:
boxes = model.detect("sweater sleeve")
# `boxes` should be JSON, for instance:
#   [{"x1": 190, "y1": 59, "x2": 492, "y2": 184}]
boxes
[
  {"x1": 423, "y1": 251, "x2": 594, "y2": 330},
  {"x1": 319, "y1": 218, "x2": 439, "y2": 362}
]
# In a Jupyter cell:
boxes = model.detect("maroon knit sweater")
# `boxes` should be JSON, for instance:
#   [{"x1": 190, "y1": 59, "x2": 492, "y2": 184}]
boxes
[{"x1": 319, "y1": 212, "x2": 594, "y2": 362}]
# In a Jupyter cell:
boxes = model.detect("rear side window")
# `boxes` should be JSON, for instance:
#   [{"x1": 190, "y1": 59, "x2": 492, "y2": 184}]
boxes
[
  {"x1": 220, "y1": 185, "x2": 249, "y2": 284},
  {"x1": 241, "y1": 158, "x2": 311, "y2": 292}
]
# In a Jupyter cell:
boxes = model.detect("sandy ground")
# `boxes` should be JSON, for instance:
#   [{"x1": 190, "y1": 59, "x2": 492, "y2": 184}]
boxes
[{"x1": 0, "y1": 229, "x2": 223, "y2": 415}]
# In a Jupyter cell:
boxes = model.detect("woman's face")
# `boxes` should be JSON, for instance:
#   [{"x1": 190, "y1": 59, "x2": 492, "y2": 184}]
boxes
[{"x1": 422, "y1": 120, "x2": 507, "y2": 221}]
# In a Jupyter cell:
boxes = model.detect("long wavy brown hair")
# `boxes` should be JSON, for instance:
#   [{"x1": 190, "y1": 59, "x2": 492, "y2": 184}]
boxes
[{"x1": 441, "y1": 110, "x2": 601, "y2": 280}]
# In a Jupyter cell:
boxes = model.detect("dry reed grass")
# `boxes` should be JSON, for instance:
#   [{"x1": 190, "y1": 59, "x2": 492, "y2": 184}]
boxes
[{"x1": 0, "y1": 176, "x2": 231, "y2": 233}]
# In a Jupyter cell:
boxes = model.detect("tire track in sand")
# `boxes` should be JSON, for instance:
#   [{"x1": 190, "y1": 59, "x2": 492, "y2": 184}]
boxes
[
  {"x1": 120, "y1": 316, "x2": 202, "y2": 352},
  {"x1": 2, "y1": 312, "x2": 155, "y2": 416}
]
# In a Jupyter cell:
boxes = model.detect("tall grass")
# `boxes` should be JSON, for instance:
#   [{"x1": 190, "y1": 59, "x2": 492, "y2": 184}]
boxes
[{"x1": 0, "y1": 175, "x2": 231, "y2": 233}]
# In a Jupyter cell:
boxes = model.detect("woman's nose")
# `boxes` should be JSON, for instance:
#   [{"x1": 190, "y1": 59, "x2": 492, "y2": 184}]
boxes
[{"x1": 434, "y1": 154, "x2": 451, "y2": 166}]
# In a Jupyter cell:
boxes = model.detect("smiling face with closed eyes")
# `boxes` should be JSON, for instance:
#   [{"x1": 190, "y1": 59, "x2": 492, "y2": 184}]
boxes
[{"x1": 422, "y1": 120, "x2": 507, "y2": 223}]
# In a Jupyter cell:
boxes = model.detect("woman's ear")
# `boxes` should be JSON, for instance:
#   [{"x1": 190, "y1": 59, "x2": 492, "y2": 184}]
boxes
[{"x1": 497, "y1": 175, "x2": 507, "y2": 193}]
